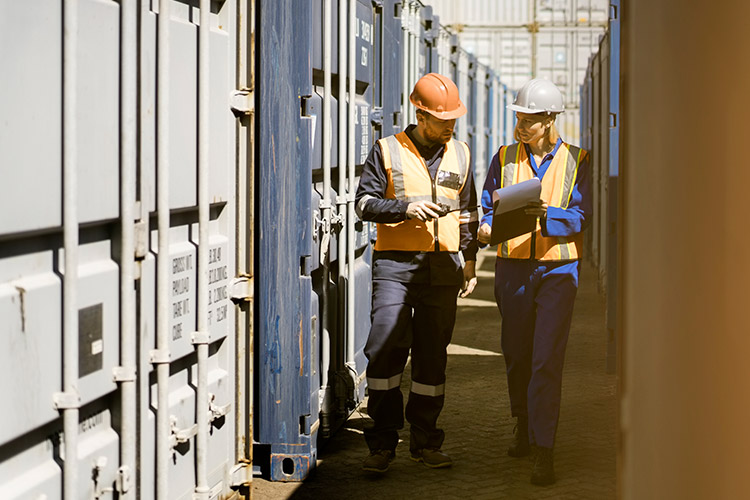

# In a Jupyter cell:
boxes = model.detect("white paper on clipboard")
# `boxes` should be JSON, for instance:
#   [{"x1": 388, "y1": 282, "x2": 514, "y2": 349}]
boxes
[{"x1": 492, "y1": 178, "x2": 542, "y2": 213}]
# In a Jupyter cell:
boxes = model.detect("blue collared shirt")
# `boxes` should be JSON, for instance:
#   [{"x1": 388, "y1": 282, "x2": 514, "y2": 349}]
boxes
[{"x1": 481, "y1": 138, "x2": 592, "y2": 243}]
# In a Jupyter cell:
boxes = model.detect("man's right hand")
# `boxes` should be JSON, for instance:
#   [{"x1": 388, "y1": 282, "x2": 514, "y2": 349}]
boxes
[
  {"x1": 406, "y1": 201, "x2": 442, "y2": 222},
  {"x1": 478, "y1": 222, "x2": 492, "y2": 244}
]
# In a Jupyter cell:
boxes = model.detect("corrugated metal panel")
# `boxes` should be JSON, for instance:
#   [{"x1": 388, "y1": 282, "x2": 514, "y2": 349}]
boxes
[{"x1": 0, "y1": 1, "x2": 246, "y2": 498}]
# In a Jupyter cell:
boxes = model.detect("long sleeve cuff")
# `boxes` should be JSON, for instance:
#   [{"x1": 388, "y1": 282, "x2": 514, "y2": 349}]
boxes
[
  {"x1": 541, "y1": 206, "x2": 586, "y2": 237},
  {"x1": 460, "y1": 220, "x2": 479, "y2": 262}
]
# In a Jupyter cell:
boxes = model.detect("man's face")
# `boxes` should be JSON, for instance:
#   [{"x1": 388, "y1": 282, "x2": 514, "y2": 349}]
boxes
[
  {"x1": 515, "y1": 112, "x2": 550, "y2": 143},
  {"x1": 418, "y1": 112, "x2": 456, "y2": 145}
]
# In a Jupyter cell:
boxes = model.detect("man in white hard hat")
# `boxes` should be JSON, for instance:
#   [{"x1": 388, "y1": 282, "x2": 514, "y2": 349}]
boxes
[{"x1": 478, "y1": 78, "x2": 592, "y2": 486}]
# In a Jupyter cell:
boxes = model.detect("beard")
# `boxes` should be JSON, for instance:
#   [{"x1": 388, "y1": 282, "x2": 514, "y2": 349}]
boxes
[{"x1": 427, "y1": 128, "x2": 453, "y2": 145}]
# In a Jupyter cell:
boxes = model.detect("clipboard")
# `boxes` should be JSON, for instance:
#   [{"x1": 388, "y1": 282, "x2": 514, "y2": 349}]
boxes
[{"x1": 490, "y1": 178, "x2": 542, "y2": 246}]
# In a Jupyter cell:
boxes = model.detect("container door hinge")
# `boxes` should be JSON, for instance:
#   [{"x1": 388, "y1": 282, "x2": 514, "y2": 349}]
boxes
[
  {"x1": 116, "y1": 465, "x2": 131, "y2": 494},
  {"x1": 610, "y1": 4, "x2": 618, "y2": 20},
  {"x1": 300, "y1": 414, "x2": 312, "y2": 435},
  {"x1": 229, "y1": 274, "x2": 254, "y2": 302},
  {"x1": 370, "y1": 107, "x2": 384, "y2": 127},
  {"x1": 609, "y1": 112, "x2": 617, "y2": 128},
  {"x1": 134, "y1": 221, "x2": 148, "y2": 259},
  {"x1": 231, "y1": 89, "x2": 254, "y2": 116},
  {"x1": 230, "y1": 462, "x2": 252, "y2": 488}
]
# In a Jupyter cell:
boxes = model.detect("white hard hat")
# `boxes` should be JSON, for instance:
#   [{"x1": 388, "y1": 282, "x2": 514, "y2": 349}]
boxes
[{"x1": 507, "y1": 78, "x2": 564, "y2": 114}]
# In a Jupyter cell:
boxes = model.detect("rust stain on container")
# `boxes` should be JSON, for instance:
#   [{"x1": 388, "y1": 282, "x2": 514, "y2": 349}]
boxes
[{"x1": 15, "y1": 286, "x2": 26, "y2": 332}]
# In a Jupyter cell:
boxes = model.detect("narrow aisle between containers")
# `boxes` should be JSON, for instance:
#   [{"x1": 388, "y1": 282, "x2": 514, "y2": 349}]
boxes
[{"x1": 252, "y1": 247, "x2": 616, "y2": 499}]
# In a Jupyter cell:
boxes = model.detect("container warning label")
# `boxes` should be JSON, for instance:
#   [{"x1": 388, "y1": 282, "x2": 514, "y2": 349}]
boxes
[
  {"x1": 170, "y1": 252, "x2": 194, "y2": 341},
  {"x1": 169, "y1": 241, "x2": 230, "y2": 342},
  {"x1": 359, "y1": 104, "x2": 370, "y2": 164},
  {"x1": 207, "y1": 243, "x2": 229, "y2": 329},
  {"x1": 355, "y1": 16, "x2": 373, "y2": 68}
]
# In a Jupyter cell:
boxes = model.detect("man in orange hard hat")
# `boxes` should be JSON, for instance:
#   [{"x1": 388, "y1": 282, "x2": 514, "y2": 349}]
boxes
[{"x1": 355, "y1": 73, "x2": 479, "y2": 473}]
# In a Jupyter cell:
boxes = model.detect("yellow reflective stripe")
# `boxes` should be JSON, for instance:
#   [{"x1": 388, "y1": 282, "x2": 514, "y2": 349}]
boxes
[
  {"x1": 499, "y1": 145, "x2": 517, "y2": 258},
  {"x1": 452, "y1": 139, "x2": 469, "y2": 186},
  {"x1": 555, "y1": 146, "x2": 570, "y2": 207},
  {"x1": 367, "y1": 373, "x2": 403, "y2": 391},
  {"x1": 435, "y1": 195, "x2": 459, "y2": 209},
  {"x1": 383, "y1": 135, "x2": 406, "y2": 199},
  {"x1": 501, "y1": 145, "x2": 517, "y2": 189},
  {"x1": 459, "y1": 210, "x2": 478, "y2": 223},
  {"x1": 410, "y1": 381, "x2": 445, "y2": 397},
  {"x1": 564, "y1": 148, "x2": 584, "y2": 209},
  {"x1": 356, "y1": 194, "x2": 376, "y2": 218}
]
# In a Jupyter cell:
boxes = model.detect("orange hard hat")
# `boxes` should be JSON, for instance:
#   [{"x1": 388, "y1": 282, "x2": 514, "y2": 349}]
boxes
[{"x1": 409, "y1": 73, "x2": 466, "y2": 120}]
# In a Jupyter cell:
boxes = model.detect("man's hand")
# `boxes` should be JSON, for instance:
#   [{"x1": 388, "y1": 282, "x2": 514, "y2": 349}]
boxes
[
  {"x1": 524, "y1": 199, "x2": 548, "y2": 218},
  {"x1": 460, "y1": 260, "x2": 477, "y2": 298},
  {"x1": 406, "y1": 201, "x2": 442, "y2": 221},
  {"x1": 478, "y1": 222, "x2": 492, "y2": 245}
]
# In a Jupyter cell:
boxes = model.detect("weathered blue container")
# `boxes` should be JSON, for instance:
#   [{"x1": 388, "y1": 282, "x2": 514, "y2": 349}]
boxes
[
  {"x1": 256, "y1": 0, "x2": 317, "y2": 482},
  {"x1": 257, "y1": 0, "x2": 378, "y2": 482}
]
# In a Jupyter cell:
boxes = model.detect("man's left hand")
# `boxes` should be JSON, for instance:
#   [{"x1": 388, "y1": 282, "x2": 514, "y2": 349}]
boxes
[{"x1": 460, "y1": 260, "x2": 477, "y2": 298}]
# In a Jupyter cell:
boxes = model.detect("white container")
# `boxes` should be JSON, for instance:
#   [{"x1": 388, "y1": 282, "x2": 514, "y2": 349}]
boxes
[
  {"x1": 427, "y1": 0, "x2": 609, "y2": 145},
  {"x1": 0, "y1": 1, "x2": 250, "y2": 498}
]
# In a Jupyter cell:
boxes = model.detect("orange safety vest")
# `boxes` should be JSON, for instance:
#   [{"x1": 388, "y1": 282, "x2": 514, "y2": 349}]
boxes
[
  {"x1": 375, "y1": 132, "x2": 471, "y2": 252},
  {"x1": 496, "y1": 142, "x2": 587, "y2": 260}
]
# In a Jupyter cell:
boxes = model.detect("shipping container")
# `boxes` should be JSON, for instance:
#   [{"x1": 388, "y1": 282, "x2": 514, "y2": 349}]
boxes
[
  {"x1": 426, "y1": 0, "x2": 609, "y2": 145},
  {"x1": 0, "y1": 0, "x2": 251, "y2": 498},
  {"x1": 0, "y1": 0, "x2": 510, "y2": 495},
  {"x1": 580, "y1": 0, "x2": 619, "y2": 373}
]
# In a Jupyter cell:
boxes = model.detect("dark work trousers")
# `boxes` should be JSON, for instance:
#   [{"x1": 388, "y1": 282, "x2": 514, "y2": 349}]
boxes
[
  {"x1": 363, "y1": 278, "x2": 460, "y2": 453},
  {"x1": 494, "y1": 258, "x2": 580, "y2": 449}
]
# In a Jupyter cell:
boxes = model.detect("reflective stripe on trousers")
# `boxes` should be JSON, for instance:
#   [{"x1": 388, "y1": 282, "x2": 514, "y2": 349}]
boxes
[{"x1": 363, "y1": 278, "x2": 459, "y2": 452}]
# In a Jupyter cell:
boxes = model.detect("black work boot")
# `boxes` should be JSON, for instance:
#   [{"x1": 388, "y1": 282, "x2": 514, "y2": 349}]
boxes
[
  {"x1": 362, "y1": 449, "x2": 395, "y2": 473},
  {"x1": 507, "y1": 416, "x2": 530, "y2": 457},
  {"x1": 410, "y1": 448, "x2": 453, "y2": 468},
  {"x1": 530, "y1": 446, "x2": 555, "y2": 486}
]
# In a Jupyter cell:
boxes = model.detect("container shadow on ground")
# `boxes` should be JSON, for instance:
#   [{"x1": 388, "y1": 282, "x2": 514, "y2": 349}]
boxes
[{"x1": 252, "y1": 253, "x2": 616, "y2": 499}]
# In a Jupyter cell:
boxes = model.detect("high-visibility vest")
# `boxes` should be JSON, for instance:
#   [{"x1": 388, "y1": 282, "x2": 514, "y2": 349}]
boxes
[
  {"x1": 375, "y1": 132, "x2": 471, "y2": 252},
  {"x1": 496, "y1": 142, "x2": 587, "y2": 260}
]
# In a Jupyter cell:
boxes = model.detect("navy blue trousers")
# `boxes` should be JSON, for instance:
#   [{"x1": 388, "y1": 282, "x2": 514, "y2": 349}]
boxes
[
  {"x1": 363, "y1": 278, "x2": 460, "y2": 453},
  {"x1": 494, "y1": 258, "x2": 580, "y2": 448}
]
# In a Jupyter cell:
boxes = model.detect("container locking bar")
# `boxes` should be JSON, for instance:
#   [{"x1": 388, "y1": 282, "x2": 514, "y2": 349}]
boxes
[
  {"x1": 169, "y1": 416, "x2": 198, "y2": 448},
  {"x1": 209, "y1": 394, "x2": 231, "y2": 421}
]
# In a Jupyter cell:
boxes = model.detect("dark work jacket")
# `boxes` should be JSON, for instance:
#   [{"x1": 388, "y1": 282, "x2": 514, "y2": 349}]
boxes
[{"x1": 355, "y1": 125, "x2": 479, "y2": 286}]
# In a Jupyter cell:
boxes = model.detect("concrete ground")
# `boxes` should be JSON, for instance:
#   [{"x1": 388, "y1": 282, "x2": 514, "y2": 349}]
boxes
[{"x1": 252, "y1": 248, "x2": 617, "y2": 499}]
